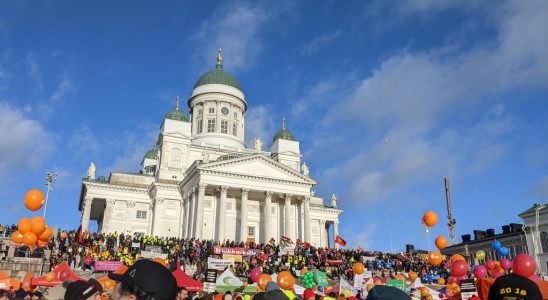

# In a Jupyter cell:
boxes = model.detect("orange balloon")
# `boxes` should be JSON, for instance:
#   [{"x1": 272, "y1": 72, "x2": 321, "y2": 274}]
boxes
[
  {"x1": 373, "y1": 278, "x2": 382, "y2": 285},
  {"x1": 277, "y1": 271, "x2": 295, "y2": 290},
  {"x1": 428, "y1": 251, "x2": 443, "y2": 266},
  {"x1": 104, "y1": 279, "x2": 115, "y2": 290},
  {"x1": 422, "y1": 211, "x2": 438, "y2": 227},
  {"x1": 31, "y1": 217, "x2": 46, "y2": 235},
  {"x1": 366, "y1": 284, "x2": 374, "y2": 292},
  {"x1": 408, "y1": 271, "x2": 418, "y2": 281},
  {"x1": 301, "y1": 267, "x2": 308, "y2": 275},
  {"x1": 452, "y1": 286, "x2": 461, "y2": 294},
  {"x1": 18, "y1": 218, "x2": 32, "y2": 234},
  {"x1": 60, "y1": 231, "x2": 67, "y2": 239},
  {"x1": 435, "y1": 236, "x2": 448, "y2": 250},
  {"x1": 257, "y1": 274, "x2": 272, "y2": 291},
  {"x1": 11, "y1": 231, "x2": 24, "y2": 244},
  {"x1": 45, "y1": 272, "x2": 56, "y2": 282},
  {"x1": 39, "y1": 226, "x2": 52, "y2": 241},
  {"x1": 353, "y1": 262, "x2": 365, "y2": 275},
  {"x1": 395, "y1": 273, "x2": 404, "y2": 280},
  {"x1": 450, "y1": 254, "x2": 465, "y2": 264},
  {"x1": 420, "y1": 287, "x2": 430, "y2": 297},
  {"x1": 438, "y1": 277, "x2": 445, "y2": 285},
  {"x1": 37, "y1": 240, "x2": 49, "y2": 248},
  {"x1": 24, "y1": 189, "x2": 45, "y2": 211},
  {"x1": 22, "y1": 232, "x2": 38, "y2": 246},
  {"x1": 152, "y1": 257, "x2": 168, "y2": 266}
]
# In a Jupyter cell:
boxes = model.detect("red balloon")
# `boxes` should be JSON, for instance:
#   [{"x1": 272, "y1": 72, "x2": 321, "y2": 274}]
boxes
[
  {"x1": 512, "y1": 254, "x2": 536, "y2": 278},
  {"x1": 451, "y1": 260, "x2": 469, "y2": 277},
  {"x1": 485, "y1": 260, "x2": 496, "y2": 270}
]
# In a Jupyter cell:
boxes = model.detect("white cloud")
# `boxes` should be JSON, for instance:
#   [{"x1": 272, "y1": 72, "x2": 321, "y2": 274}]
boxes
[
  {"x1": 25, "y1": 53, "x2": 44, "y2": 90},
  {"x1": 301, "y1": 30, "x2": 342, "y2": 55},
  {"x1": 49, "y1": 78, "x2": 74, "y2": 103},
  {"x1": 190, "y1": 2, "x2": 290, "y2": 72},
  {"x1": 244, "y1": 104, "x2": 276, "y2": 148},
  {"x1": 346, "y1": 223, "x2": 377, "y2": 249},
  {"x1": 0, "y1": 101, "x2": 55, "y2": 175},
  {"x1": 312, "y1": 1, "x2": 548, "y2": 206}
]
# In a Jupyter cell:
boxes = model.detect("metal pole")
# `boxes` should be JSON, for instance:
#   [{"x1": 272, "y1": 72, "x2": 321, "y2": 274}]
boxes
[
  {"x1": 42, "y1": 172, "x2": 57, "y2": 219},
  {"x1": 425, "y1": 225, "x2": 431, "y2": 252}
]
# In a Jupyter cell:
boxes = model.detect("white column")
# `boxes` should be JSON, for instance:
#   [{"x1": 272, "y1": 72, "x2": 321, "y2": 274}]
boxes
[
  {"x1": 81, "y1": 197, "x2": 93, "y2": 232},
  {"x1": 101, "y1": 199, "x2": 115, "y2": 233},
  {"x1": 334, "y1": 221, "x2": 340, "y2": 249},
  {"x1": 147, "y1": 202, "x2": 154, "y2": 235},
  {"x1": 151, "y1": 199, "x2": 163, "y2": 235},
  {"x1": 217, "y1": 186, "x2": 228, "y2": 241},
  {"x1": 303, "y1": 196, "x2": 311, "y2": 243},
  {"x1": 184, "y1": 195, "x2": 190, "y2": 238},
  {"x1": 195, "y1": 183, "x2": 206, "y2": 238},
  {"x1": 190, "y1": 189, "x2": 197, "y2": 237},
  {"x1": 284, "y1": 194, "x2": 292, "y2": 239},
  {"x1": 240, "y1": 189, "x2": 249, "y2": 242},
  {"x1": 319, "y1": 220, "x2": 326, "y2": 247},
  {"x1": 179, "y1": 198, "x2": 185, "y2": 238},
  {"x1": 264, "y1": 191, "x2": 273, "y2": 243}
]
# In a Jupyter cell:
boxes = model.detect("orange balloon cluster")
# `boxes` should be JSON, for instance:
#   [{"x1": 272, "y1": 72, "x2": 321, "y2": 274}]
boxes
[{"x1": 11, "y1": 189, "x2": 52, "y2": 250}]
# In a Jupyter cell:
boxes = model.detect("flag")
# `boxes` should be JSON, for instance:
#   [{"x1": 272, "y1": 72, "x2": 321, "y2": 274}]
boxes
[
  {"x1": 335, "y1": 235, "x2": 347, "y2": 246},
  {"x1": 280, "y1": 236, "x2": 293, "y2": 244}
]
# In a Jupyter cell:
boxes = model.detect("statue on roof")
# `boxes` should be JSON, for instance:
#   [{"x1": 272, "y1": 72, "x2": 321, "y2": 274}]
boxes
[
  {"x1": 202, "y1": 148, "x2": 210, "y2": 163},
  {"x1": 87, "y1": 162, "x2": 96, "y2": 180},
  {"x1": 255, "y1": 138, "x2": 263, "y2": 152},
  {"x1": 331, "y1": 193, "x2": 337, "y2": 208},
  {"x1": 302, "y1": 162, "x2": 309, "y2": 177}
]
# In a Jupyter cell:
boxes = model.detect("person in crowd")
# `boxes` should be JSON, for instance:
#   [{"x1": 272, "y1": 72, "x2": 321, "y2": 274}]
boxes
[
  {"x1": 0, "y1": 290, "x2": 11, "y2": 300},
  {"x1": 108, "y1": 260, "x2": 178, "y2": 300},
  {"x1": 177, "y1": 287, "x2": 189, "y2": 300},
  {"x1": 64, "y1": 279, "x2": 102, "y2": 300},
  {"x1": 366, "y1": 286, "x2": 410, "y2": 300},
  {"x1": 30, "y1": 291, "x2": 43, "y2": 300}
]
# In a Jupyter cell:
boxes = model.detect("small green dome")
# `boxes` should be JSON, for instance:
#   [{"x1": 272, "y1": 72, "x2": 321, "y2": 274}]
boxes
[
  {"x1": 144, "y1": 147, "x2": 158, "y2": 159},
  {"x1": 272, "y1": 118, "x2": 296, "y2": 142},
  {"x1": 194, "y1": 64, "x2": 242, "y2": 91},
  {"x1": 165, "y1": 97, "x2": 189, "y2": 122}
]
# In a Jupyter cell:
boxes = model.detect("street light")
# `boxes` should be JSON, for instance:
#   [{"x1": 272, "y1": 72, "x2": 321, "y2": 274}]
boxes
[{"x1": 42, "y1": 172, "x2": 57, "y2": 219}]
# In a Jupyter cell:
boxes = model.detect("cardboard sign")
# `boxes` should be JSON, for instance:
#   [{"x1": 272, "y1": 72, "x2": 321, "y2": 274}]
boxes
[
  {"x1": 204, "y1": 282, "x2": 216, "y2": 293},
  {"x1": 223, "y1": 254, "x2": 243, "y2": 262},
  {"x1": 205, "y1": 269, "x2": 218, "y2": 283},
  {"x1": 208, "y1": 257, "x2": 235, "y2": 270},
  {"x1": 141, "y1": 251, "x2": 167, "y2": 259},
  {"x1": 460, "y1": 279, "x2": 478, "y2": 300}
]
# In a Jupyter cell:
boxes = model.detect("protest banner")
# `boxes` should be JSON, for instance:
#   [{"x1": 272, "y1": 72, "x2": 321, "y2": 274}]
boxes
[
  {"x1": 205, "y1": 269, "x2": 218, "y2": 283},
  {"x1": 208, "y1": 257, "x2": 234, "y2": 271},
  {"x1": 314, "y1": 271, "x2": 328, "y2": 287},
  {"x1": 141, "y1": 250, "x2": 167, "y2": 259},
  {"x1": 460, "y1": 279, "x2": 478, "y2": 300},
  {"x1": 386, "y1": 279, "x2": 406, "y2": 292},
  {"x1": 353, "y1": 273, "x2": 364, "y2": 288},
  {"x1": 340, "y1": 278, "x2": 358, "y2": 296},
  {"x1": 213, "y1": 246, "x2": 261, "y2": 256},
  {"x1": 145, "y1": 246, "x2": 163, "y2": 253},
  {"x1": 326, "y1": 259, "x2": 344, "y2": 265},
  {"x1": 95, "y1": 261, "x2": 124, "y2": 272}
]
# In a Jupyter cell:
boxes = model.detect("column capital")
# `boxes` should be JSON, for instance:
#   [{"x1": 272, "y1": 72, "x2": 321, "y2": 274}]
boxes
[
  {"x1": 149, "y1": 203, "x2": 154, "y2": 210},
  {"x1": 106, "y1": 199, "x2": 116, "y2": 207},
  {"x1": 304, "y1": 195, "x2": 311, "y2": 202},
  {"x1": 83, "y1": 197, "x2": 94, "y2": 207},
  {"x1": 220, "y1": 185, "x2": 229, "y2": 194},
  {"x1": 154, "y1": 198, "x2": 164, "y2": 205},
  {"x1": 284, "y1": 193, "x2": 292, "y2": 199},
  {"x1": 265, "y1": 191, "x2": 273, "y2": 198},
  {"x1": 199, "y1": 183, "x2": 207, "y2": 191},
  {"x1": 127, "y1": 200, "x2": 136, "y2": 208},
  {"x1": 241, "y1": 188, "x2": 250, "y2": 196}
]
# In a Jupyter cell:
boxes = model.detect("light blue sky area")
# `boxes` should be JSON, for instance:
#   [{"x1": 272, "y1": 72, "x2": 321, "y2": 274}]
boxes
[{"x1": 0, "y1": 1, "x2": 547, "y2": 251}]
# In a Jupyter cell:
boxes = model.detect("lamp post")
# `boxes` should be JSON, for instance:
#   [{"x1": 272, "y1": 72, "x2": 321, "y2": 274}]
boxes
[{"x1": 42, "y1": 172, "x2": 57, "y2": 219}]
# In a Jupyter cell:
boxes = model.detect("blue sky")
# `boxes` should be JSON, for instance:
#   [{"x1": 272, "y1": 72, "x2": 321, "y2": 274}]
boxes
[{"x1": 1, "y1": 0, "x2": 547, "y2": 251}]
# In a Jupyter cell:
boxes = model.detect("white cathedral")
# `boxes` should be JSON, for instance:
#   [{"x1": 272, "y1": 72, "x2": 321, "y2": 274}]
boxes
[{"x1": 78, "y1": 50, "x2": 342, "y2": 247}]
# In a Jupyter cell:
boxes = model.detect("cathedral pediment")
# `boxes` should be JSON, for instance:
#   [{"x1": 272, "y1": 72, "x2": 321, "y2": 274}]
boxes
[{"x1": 198, "y1": 154, "x2": 316, "y2": 184}]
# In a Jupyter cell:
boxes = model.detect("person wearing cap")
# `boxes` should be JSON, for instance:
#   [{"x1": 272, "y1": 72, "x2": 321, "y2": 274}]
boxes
[
  {"x1": 366, "y1": 286, "x2": 409, "y2": 300},
  {"x1": 64, "y1": 280, "x2": 102, "y2": 300},
  {"x1": 487, "y1": 273, "x2": 542, "y2": 300},
  {"x1": 109, "y1": 260, "x2": 177, "y2": 300},
  {"x1": 0, "y1": 289, "x2": 11, "y2": 300}
]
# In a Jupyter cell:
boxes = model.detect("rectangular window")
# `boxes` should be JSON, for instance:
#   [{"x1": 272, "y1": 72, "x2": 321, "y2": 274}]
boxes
[
  {"x1": 248, "y1": 226, "x2": 255, "y2": 237},
  {"x1": 136, "y1": 210, "x2": 147, "y2": 219},
  {"x1": 197, "y1": 119, "x2": 203, "y2": 134},
  {"x1": 208, "y1": 107, "x2": 215, "y2": 114},
  {"x1": 234, "y1": 112, "x2": 238, "y2": 119},
  {"x1": 232, "y1": 123, "x2": 238, "y2": 136},
  {"x1": 221, "y1": 120, "x2": 228, "y2": 134},
  {"x1": 198, "y1": 109, "x2": 203, "y2": 116},
  {"x1": 207, "y1": 119, "x2": 215, "y2": 133}
]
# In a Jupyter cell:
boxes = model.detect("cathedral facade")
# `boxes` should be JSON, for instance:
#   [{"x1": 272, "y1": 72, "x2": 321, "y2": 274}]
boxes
[{"x1": 78, "y1": 51, "x2": 342, "y2": 247}]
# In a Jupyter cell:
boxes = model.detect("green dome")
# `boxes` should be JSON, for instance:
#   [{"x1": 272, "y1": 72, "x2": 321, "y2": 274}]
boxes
[
  {"x1": 165, "y1": 108, "x2": 189, "y2": 121},
  {"x1": 194, "y1": 64, "x2": 242, "y2": 91},
  {"x1": 144, "y1": 147, "x2": 158, "y2": 159},
  {"x1": 272, "y1": 118, "x2": 296, "y2": 142}
]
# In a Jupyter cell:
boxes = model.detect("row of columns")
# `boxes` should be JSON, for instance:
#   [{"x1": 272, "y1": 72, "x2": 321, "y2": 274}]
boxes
[{"x1": 179, "y1": 184, "x2": 313, "y2": 243}]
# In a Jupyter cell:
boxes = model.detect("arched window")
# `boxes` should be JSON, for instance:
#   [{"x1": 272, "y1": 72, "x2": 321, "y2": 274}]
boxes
[
  {"x1": 169, "y1": 148, "x2": 181, "y2": 169},
  {"x1": 541, "y1": 231, "x2": 548, "y2": 253}
]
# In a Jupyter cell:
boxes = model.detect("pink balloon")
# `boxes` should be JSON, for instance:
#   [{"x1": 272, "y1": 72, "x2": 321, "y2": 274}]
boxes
[
  {"x1": 493, "y1": 272, "x2": 503, "y2": 279},
  {"x1": 473, "y1": 265, "x2": 488, "y2": 278},
  {"x1": 250, "y1": 268, "x2": 262, "y2": 283},
  {"x1": 485, "y1": 260, "x2": 496, "y2": 270},
  {"x1": 500, "y1": 259, "x2": 511, "y2": 270},
  {"x1": 513, "y1": 254, "x2": 536, "y2": 278}
]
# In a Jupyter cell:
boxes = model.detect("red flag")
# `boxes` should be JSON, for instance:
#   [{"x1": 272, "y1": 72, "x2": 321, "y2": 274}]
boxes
[
  {"x1": 280, "y1": 236, "x2": 293, "y2": 244},
  {"x1": 334, "y1": 235, "x2": 347, "y2": 246}
]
